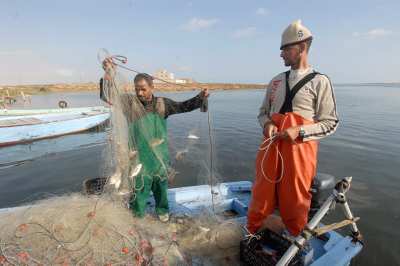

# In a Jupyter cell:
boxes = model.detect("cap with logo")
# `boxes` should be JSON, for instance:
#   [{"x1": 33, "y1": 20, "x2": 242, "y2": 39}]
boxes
[{"x1": 280, "y1": 19, "x2": 312, "y2": 50}]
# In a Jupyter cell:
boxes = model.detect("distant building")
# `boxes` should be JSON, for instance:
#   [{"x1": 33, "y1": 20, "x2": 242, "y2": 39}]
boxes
[{"x1": 154, "y1": 70, "x2": 195, "y2": 84}]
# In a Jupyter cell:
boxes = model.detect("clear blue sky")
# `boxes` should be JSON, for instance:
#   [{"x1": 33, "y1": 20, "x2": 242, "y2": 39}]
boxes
[{"x1": 1, "y1": 0, "x2": 399, "y2": 86}]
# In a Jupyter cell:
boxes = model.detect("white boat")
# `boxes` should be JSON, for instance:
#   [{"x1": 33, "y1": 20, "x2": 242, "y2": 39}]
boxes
[{"x1": 0, "y1": 106, "x2": 109, "y2": 146}]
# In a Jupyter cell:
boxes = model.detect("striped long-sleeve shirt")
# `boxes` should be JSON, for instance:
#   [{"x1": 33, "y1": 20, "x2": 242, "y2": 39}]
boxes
[{"x1": 258, "y1": 67, "x2": 338, "y2": 142}]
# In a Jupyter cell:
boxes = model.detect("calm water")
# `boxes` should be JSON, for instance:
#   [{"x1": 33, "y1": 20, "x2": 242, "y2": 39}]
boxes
[{"x1": 1, "y1": 85, "x2": 400, "y2": 265}]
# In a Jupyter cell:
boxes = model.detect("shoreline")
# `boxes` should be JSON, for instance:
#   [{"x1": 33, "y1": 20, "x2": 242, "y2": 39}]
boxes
[{"x1": 0, "y1": 82, "x2": 268, "y2": 97}]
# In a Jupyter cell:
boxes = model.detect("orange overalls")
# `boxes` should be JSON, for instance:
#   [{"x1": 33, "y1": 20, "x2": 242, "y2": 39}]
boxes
[{"x1": 246, "y1": 112, "x2": 318, "y2": 236}]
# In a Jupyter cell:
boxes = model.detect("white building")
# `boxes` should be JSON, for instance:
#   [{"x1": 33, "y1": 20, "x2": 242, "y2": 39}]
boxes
[{"x1": 154, "y1": 70, "x2": 187, "y2": 84}]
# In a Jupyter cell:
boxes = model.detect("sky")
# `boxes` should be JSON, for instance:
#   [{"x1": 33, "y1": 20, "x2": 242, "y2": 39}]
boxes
[{"x1": 0, "y1": 0, "x2": 399, "y2": 86}]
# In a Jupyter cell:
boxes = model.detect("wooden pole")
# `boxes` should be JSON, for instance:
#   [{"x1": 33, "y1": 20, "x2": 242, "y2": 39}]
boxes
[{"x1": 6, "y1": 90, "x2": 9, "y2": 97}]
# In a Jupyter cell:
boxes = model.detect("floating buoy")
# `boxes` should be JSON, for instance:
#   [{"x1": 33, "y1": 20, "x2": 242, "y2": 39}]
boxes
[
  {"x1": 125, "y1": 87, "x2": 129, "y2": 92},
  {"x1": 211, "y1": 190, "x2": 215, "y2": 194},
  {"x1": 129, "y1": 230, "x2": 134, "y2": 235},
  {"x1": 106, "y1": 76, "x2": 111, "y2": 80},
  {"x1": 123, "y1": 247, "x2": 129, "y2": 253},
  {"x1": 88, "y1": 211, "x2": 95, "y2": 217},
  {"x1": 20, "y1": 224, "x2": 26, "y2": 230},
  {"x1": 19, "y1": 252, "x2": 26, "y2": 258},
  {"x1": 141, "y1": 242, "x2": 147, "y2": 248},
  {"x1": 109, "y1": 137, "x2": 114, "y2": 141},
  {"x1": 122, "y1": 60, "x2": 127, "y2": 64},
  {"x1": 151, "y1": 76, "x2": 155, "y2": 80},
  {"x1": 109, "y1": 100, "x2": 114, "y2": 105},
  {"x1": 150, "y1": 247, "x2": 154, "y2": 253}
]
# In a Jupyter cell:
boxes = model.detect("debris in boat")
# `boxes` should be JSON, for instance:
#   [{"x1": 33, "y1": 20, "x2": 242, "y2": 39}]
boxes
[
  {"x1": 149, "y1": 138, "x2": 164, "y2": 147},
  {"x1": 177, "y1": 219, "x2": 184, "y2": 224},
  {"x1": 193, "y1": 226, "x2": 210, "y2": 242},
  {"x1": 130, "y1": 164, "x2": 142, "y2": 178},
  {"x1": 128, "y1": 151, "x2": 138, "y2": 160},
  {"x1": 175, "y1": 153, "x2": 180, "y2": 163},
  {"x1": 188, "y1": 134, "x2": 199, "y2": 139},
  {"x1": 168, "y1": 169, "x2": 178, "y2": 184}
]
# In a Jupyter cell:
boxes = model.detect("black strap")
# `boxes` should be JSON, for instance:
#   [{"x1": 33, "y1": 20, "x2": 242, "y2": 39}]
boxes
[{"x1": 279, "y1": 71, "x2": 319, "y2": 114}]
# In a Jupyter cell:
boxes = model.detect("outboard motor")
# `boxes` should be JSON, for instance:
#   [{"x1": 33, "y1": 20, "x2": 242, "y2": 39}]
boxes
[{"x1": 308, "y1": 173, "x2": 335, "y2": 221}]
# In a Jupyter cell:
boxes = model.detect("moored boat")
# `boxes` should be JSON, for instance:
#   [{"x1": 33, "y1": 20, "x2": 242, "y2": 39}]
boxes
[{"x1": 0, "y1": 106, "x2": 109, "y2": 146}]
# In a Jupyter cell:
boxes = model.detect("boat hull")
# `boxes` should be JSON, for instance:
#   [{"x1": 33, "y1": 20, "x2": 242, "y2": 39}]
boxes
[{"x1": 0, "y1": 107, "x2": 109, "y2": 146}]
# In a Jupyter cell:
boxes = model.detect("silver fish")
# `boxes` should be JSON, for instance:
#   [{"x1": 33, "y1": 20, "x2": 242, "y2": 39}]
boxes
[
  {"x1": 109, "y1": 171, "x2": 122, "y2": 189},
  {"x1": 149, "y1": 138, "x2": 164, "y2": 147},
  {"x1": 117, "y1": 189, "x2": 131, "y2": 195},
  {"x1": 128, "y1": 151, "x2": 138, "y2": 160},
  {"x1": 187, "y1": 134, "x2": 199, "y2": 139},
  {"x1": 114, "y1": 178, "x2": 121, "y2": 189},
  {"x1": 130, "y1": 164, "x2": 142, "y2": 178}
]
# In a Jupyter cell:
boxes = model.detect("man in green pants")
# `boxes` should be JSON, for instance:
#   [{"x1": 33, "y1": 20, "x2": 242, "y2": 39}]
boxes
[{"x1": 101, "y1": 73, "x2": 209, "y2": 222}]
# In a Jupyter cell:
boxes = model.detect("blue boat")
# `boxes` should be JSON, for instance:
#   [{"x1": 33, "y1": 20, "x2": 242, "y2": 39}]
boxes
[
  {"x1": 0, "y1": 107, "x2": 109, "y2": 146},
  {"x1": 0, "y1": 176, "x2": 363, "y2": 265}
]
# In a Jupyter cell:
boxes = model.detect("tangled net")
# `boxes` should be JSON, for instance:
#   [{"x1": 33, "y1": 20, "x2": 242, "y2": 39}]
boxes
[{"x1": 0, "y1": 49, "x2": 247, "y2": 265}]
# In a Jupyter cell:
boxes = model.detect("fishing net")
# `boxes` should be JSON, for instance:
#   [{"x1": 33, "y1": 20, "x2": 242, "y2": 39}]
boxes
[{"x1": 0, "y1": 49, "x2": 247, "y2": 265}]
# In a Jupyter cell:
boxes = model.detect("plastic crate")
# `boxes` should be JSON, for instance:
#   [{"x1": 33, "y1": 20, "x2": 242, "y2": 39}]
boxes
[{"x1": 240, "y1": 228, "x2": 302, "y2": 266}]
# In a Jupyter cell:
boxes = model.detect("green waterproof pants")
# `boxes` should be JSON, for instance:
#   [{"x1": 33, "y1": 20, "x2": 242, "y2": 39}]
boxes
[{"x1": 128, "y1": 112, "x2": 170, "y2": 217}]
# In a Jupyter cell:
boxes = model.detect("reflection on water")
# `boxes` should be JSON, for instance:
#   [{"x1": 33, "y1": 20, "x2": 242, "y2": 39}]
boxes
[{"x1": 0, "y1": 85, "x2": 400, "y2": 265}]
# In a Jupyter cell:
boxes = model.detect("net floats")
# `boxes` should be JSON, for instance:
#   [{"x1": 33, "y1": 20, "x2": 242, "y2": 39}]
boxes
[
  {"x1": 108, "y1": 100, "x2": 114, "y2": 105},
  {"x1": 106, "y1": 76, "x2": 111, "y2": 80},
  {"x1": 151, "y1": 76, "x2": 155, "y2": 80},
  {"x1": 109, "y1": 137, "x2": 114, "y2": 141},
  {"x1": 125, "y1": 87, "x2": 129, "y2": 92},
  {"x1": 122, "y1": 60, "x2": 127, "y2": 64},
  {"x1": 20, "y1": 224, "x2": 26, "y2": 230}
]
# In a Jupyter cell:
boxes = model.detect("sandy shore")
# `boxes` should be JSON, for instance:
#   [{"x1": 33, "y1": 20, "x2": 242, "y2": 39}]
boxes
[{"x1": 0, "y1": 82, "x2": 268, "y2": 97}]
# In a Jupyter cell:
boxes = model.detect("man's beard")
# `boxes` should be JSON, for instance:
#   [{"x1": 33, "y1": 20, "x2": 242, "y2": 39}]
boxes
[{"x1": 284, "y1": 50, "x2": 301, "y2": 67}]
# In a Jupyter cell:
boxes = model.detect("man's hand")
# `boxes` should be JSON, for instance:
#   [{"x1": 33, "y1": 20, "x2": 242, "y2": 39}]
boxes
[
  {"x1": 274, "y1": 126, "x2": 300, "y2": 142},
  {"x1": 102, "y1": 58, "x2": 115, "y2": 71},
  {"x1": 262, "y1": 121, "x2": 278, "y2": 138},
  {"x1": 199, "y1": 88, "x2": 210, "y2": 100}
]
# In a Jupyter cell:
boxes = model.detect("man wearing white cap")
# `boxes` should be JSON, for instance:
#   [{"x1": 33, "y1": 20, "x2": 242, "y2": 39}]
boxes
[{"x1": 247, "y1": 20, "x2": 338, "y2": 236}]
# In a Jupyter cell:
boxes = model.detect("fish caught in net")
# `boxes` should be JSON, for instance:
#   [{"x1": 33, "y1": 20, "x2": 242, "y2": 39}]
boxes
[{"x1": 0, "y1": 49, "x2": 247, "y2": 266}]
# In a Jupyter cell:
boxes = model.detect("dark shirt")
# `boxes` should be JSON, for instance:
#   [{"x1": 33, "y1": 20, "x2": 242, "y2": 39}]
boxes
[{"x1": 100, "y1": 78, "x2": 207, "y2": 120}]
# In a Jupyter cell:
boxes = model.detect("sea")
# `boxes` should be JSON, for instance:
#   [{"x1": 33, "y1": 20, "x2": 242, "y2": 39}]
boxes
[{"x1": 0, "y1": 84, "x2": 399, "y2": 265}]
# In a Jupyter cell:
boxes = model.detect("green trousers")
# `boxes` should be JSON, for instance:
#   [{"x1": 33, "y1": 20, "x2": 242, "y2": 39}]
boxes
[
  {"x1": 128, "y1": 112, "x2": 170, "y2": 217},
  {"x1": 130, "y1": 175, "x2": 169, "y2": 217}
]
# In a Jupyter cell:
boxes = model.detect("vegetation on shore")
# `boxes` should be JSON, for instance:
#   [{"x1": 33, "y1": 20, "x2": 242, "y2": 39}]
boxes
[{"x1": 0, "y1": 82, "x2": 268, "y2": 97}]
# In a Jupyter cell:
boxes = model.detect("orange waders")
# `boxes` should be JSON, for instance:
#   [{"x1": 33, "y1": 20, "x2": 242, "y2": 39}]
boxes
[{"x1": 246, "y1": 112, "x2": 318, "y2": 236}]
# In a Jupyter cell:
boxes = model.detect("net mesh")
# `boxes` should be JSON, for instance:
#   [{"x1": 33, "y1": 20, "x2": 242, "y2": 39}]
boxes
[{"x1": 0, "y1": 49, "x2": 246, "y2": 266}]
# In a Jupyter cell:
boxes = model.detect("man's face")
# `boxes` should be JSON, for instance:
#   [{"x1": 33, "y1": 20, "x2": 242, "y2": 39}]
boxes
[
  {"x1": 280, "y1": 44, "x2": 301, "y2": 67},
  {"x1": 135, "y1": 79, "x2": 154, "y2": 102}
]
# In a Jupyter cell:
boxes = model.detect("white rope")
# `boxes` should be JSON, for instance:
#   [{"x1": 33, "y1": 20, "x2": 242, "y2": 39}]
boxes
[{"x1": 259, "y1": 134, "x2": 299, "y2": 183}]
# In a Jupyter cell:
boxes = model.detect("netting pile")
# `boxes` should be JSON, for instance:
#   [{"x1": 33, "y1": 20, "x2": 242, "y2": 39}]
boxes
[{"x1": 0, "y1": 49, "x2": 247, "y2": 265}]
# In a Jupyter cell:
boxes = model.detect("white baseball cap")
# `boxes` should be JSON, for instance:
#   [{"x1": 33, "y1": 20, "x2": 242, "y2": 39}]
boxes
[{"x1": 280, "y1": 19, "x2": 312, "y2": 50}]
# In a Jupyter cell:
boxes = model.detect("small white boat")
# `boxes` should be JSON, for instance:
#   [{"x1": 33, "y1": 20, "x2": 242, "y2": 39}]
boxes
[{"x1": 0, "y1": 106, "x2": 109, "y2": 146}]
